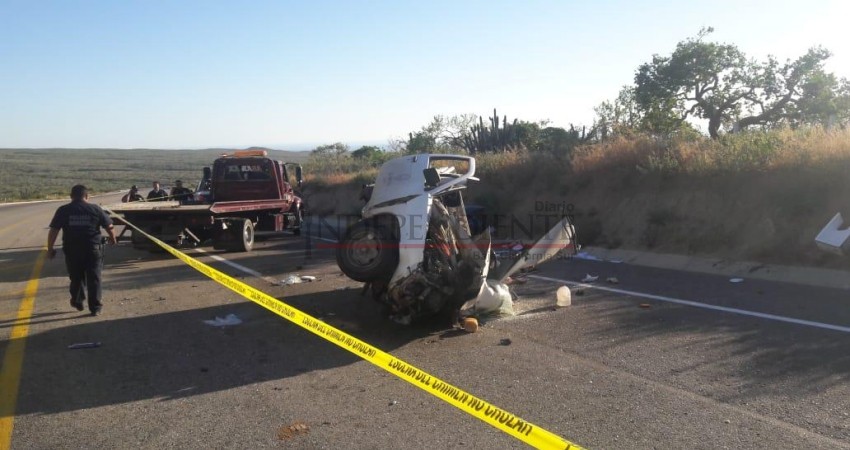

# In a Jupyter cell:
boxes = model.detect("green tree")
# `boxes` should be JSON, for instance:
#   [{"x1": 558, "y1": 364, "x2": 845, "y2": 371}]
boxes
[
  {"x1": 309, "y1": 142, "x2": 350, "y2": 169},
  {"x1": 406, "y1": 129, "x2": 440, "y2": 154},
  {"x1": 513, "y1": 120, "x2": 544, "y2": 150},
  {"x1": 351, "y1": 145, "x2": 382, "y2": 159},
  {"x1": 311, "y1": 142, "x2": 350, "y2": 158},
  {"x1": 404, "y1": 114, "x2": 478, "y2": 153},
  {"x1": 634, "y1": 28, "x2": 840, "y2": 138},
  {"x1": 787, "y1": 71, "x2": 850, "y2": 127},
  {"x1": 534, "y1": 125, "x2": 595, "y2": 155},
  {"x1": 536, "y1": 127, "x2": 571, "y2": 153},
  {"x1": 594, "y1": 86, "x2": 643, "y2": 138}
]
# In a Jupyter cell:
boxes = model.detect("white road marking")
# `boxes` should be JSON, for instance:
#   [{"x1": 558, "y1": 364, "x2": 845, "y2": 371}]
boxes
[
  {"x1": 193, "y1": 248, "x2": 281, "y2": 285},
  {"x1": 308, "y1": 230, "x2": 850, "y2": 333},
  {"x1": 0, "y1": 199, "x2": 62, "y2": 207},
  {"x1": 307, "y1": 235, "x2": 339, "y2": 243},
  {"x1": 529, "y1": 274, "x2": 850, "y2": 334}
]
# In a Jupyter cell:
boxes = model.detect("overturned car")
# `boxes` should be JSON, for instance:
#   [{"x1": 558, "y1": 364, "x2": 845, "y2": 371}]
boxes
[{"x1": 336, "y1": 154, "x2": 578, "y2": 326}]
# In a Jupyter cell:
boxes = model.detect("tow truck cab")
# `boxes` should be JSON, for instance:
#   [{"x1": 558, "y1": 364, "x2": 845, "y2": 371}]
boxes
[{"x1": 208, "y1": 150, "x2": 303, "y2": 203}]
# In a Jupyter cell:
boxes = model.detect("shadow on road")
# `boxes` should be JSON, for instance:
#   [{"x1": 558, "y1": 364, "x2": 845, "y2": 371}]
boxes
[
  {"x1": 520, "y1": 258, "x2": 850, "y2": 401},
  {"x1": 8, "y1": 285, "x2": 445, "y2": 418},
  {"x1": 593, "y1": 299, "x2": 850, "y2": 394},
  {"x1": 3, "y1": 230, "x2": 455, "y2": 419},
  {"x1": 545, "y1": 278, "x2": 850, "y2": 407}
]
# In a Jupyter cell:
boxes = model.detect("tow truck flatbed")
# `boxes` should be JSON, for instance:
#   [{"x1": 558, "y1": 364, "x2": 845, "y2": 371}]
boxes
[{"x1": 107, "y1": 150, "x2": 304, "y2": 252}]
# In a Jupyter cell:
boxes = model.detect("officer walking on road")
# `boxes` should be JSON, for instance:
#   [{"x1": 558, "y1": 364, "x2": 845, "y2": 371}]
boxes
[{"x1": 47, "y1": 185, "x2": 117, "y2": 316}]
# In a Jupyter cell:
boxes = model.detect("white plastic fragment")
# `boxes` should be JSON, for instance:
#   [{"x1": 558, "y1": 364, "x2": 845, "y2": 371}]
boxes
[
  {"x1": 300, "y1": 275, "x2": 317, "y2": 282},
  {"x1": 282, "y1": 275, "x2": 303, "y2": 285},
  {"x1": 815, "y1": 212, "x2": 850, "y2": 255},
  {"x1": 203, "y1": 313, "x2": 242, "y2": 327},
  {"x1": 729, "y1": 278, "x2": 744, "y2": 283},
  {"x1": 574, "y1": 252, "x2": 601, "y2": 261},
  {"x1": 555, "y1": 286, "x2": 572, "y2": 307},
  {"x1": 581, "y1": 274, "x2": 599, "y2": 282}
]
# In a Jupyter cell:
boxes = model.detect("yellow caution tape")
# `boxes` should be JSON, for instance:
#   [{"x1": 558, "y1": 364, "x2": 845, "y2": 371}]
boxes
[{"x1": 112, "y1": 214, "x2": 583, "y2": 450}]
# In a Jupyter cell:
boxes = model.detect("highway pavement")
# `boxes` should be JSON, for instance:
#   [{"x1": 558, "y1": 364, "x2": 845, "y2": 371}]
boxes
[{"x1": 0, "y1": 197, "x2": 849, "y2": 449}]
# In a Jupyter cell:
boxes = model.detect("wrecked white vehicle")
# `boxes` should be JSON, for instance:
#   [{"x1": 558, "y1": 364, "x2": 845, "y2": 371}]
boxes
[{"x1": 336, "y1": 154, "x2": 578, "y2": 325}]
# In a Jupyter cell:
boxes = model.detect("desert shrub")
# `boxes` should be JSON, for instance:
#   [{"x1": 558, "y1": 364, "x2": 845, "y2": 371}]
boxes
[{"x1": 571, "y1": 126, "x2": 850, "y2": 176}]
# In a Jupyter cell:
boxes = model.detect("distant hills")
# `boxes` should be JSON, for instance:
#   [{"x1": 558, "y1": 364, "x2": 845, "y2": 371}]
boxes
[
  {"x1": 0, "y1": 147, "x2": 312, "y2": 162},
  {"x1": 0, "y1": 147, "x2": 312, "y2": 201}
]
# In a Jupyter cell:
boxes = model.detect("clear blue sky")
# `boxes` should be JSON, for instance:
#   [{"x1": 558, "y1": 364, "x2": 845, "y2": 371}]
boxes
[{"x1": 1, "y1": 0, "x2": 848, "y2": 149}]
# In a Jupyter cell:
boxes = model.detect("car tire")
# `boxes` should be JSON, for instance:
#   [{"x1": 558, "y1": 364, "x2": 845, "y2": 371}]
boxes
[
  {"x1": 236, "y1": 218, "x2": 254, "y2": 252},
  {"x1": 292, "y1": 206, "x2": 303, "y2": 236},
  {"x1": 336, "y1": 218, "x2": 398, "y2": 282}
]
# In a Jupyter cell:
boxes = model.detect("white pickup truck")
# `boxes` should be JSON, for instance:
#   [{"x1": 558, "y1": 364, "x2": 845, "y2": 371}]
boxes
[{"x1": 335, "y1": 153, "x2": 578, "y2": 326}]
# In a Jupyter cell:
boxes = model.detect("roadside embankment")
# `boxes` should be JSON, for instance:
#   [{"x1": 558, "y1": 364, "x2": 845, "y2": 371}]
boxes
[{"x1": 305, "y1": 128, "x2": 850, "y2": 271}]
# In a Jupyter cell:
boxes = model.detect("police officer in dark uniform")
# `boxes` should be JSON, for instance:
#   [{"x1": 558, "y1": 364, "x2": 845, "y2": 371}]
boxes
[
  {"x1": 121, "y1": 185, "x2": 144, "y2": 202},
  {"x1": 147, "y1": 181, "x2": 168, "y2": 201},
  {"x1": 47, "y1": 185, "x2": 117, "y2": 316},
  {"x1": 169, "y1": 180, "x2": 194, "y2": 203}
]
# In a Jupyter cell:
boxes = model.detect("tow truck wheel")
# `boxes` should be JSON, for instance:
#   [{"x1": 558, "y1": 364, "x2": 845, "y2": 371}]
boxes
[
  {"x1": 292, "y1": 206, "x2": 303, "y2": 236},
  {"x1": 336, "y1": 219, "x2": 398, "y2": 282},
  {"x1": 236, "y1": 219, "x2": 255, "y2": 252}
]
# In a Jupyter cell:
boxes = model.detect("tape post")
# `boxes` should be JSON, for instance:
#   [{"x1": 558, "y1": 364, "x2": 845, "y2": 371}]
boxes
[{"x1": 110, "y1": 213, "x2": 584, "y2": 450}]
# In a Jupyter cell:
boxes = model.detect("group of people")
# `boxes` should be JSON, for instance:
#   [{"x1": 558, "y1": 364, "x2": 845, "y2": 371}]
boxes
[{"x1": 121, "y1": 180, "x2": 194, "y2": 203}]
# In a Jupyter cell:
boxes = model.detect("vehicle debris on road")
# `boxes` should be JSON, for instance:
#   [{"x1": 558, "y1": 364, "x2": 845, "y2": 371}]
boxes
[
  {"x1": 461, "y1": 317, "x2": 479, "y2": 333},
  {"x1": 202, "y1": 313, "x2": 242, "y2": 326},
  {"x1": 335, "y1": 154, "x2": 578, "y2": 327},
  {"x1": 555, "y1": 286, "x2": 572, "y2": 307},
  {"x1": 574, "y1": 252, "x2": 601, "y2": 261},
  {"x1": 282, "y1": 275, "x2": 302, "y2": 285},
  {"x1": 281, "y1": 274, "x2": 319, "y2": 285},
  {"x1": 504, "y1": 275, "x2": 528, "y2": 285},
  {"x1": 815, "y1": 212, "x2": 850, "y2": 255},
  {"x1": 581, "y1": 274, "x2": 598, "y2": 282},
  {"x1": 67, "y1": 342, "x2": 101, "y2": 350},
  {"x1": 277, "y1": 421, "x2": 310, "y2": 440}
]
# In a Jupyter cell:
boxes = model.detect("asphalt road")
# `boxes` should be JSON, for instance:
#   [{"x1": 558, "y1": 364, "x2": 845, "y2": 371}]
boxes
[{"x1": 1, "y1": 198, "x2": 849, "y2": 449}]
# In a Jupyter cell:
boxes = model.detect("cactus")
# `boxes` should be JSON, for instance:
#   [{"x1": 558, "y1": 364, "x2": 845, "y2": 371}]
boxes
[{"x1": 462, "y1": 109, "x2": 524, "y2": 154}]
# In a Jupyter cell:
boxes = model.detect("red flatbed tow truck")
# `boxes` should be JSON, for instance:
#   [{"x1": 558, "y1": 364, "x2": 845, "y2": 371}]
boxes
[{"x1": 106, "y1": 150, "x2": 304, "y2": 252}]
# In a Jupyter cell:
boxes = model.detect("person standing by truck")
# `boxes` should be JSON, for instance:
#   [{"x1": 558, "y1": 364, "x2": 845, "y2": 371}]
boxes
[
  {"x1": 169, "y1": 180, "x2": 193, "y2": 203},
  {"x1": 47, "y1": 184, "x2": 117, "y2": 316},
  {"x1": 147, "y1": 181, "x2": 168, "y2": 201},
  {"x1": 121, "y1": 185, "x2": 144, "y2": 202}
]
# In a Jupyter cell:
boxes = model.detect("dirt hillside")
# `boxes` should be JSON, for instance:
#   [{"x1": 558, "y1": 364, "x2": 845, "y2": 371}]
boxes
[{"x1": 305, "y1": 153, "x2": 850, "y2": 271}]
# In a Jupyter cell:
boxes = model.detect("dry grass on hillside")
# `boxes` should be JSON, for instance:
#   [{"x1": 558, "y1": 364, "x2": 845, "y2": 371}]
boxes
[
  {"x1": 571, "y1": 127, "x2": 850, "y2": 175},
  {"x1": 307, "y1": 127, "x2": 850, "y2": 267},
  {"x1": 309, "y1": 127, "x2": 850, "y2": 188}
]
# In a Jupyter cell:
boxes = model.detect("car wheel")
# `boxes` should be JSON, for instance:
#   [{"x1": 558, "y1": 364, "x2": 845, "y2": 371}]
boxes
[
  {"x1": 236, "y1": 219, "x2": 254, "y2": 252},
  {"x1": 336, "y1": 219, "x2": 398, "y2": 282},
  {"x1": 292, "y1": 206, "x2": 303, "y2": 236}
]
